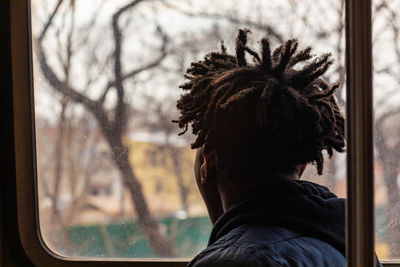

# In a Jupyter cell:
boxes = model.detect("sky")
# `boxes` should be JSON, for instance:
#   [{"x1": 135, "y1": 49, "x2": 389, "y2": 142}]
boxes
[{"x1": 30, "y1": 0, "x2": 400, "y2": 130}]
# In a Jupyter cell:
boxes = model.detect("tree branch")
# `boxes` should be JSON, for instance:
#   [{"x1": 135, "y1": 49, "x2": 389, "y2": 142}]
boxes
[
  {"x1": 99, "y1": 25, "x2": 168, "y2": 103},
  {"x1": 110, "y1": 0, "x2": 167, "y2": 138},
  {"x1": 163, "y1": 3, "x2": 283, "y2": 43},
  {"x1": 334, "y1": 0, "x2": 345, "y2": 107},
  {"x1": 39, "y1": 0, "x2": 66, "y2": 42},
  {"x1": 111, "y1": 1, "x2": 146, "y2": 137},
  {"x1": 375, "y1": 107, "x2": 400, "y2": 168},
  {"x1": 37, "y1": 0, "x2": 112, "y2": 137},
  {"x1": 376, "y1": 107, "x2": 400, "y2": 129}
]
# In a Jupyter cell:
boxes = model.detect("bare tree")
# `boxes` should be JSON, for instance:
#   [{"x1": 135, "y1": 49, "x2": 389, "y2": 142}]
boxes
[
  {"x1": 375, "y1": 111, "x2": 400, "y2": 257},
  {"x1": 372, "y1": 0, "x2": 400, "y2": 257},
  {"x1": 165, "y1": 0, "x2": 346, "y2": 190},
  {"x1": 34, "y1": 0, "x2": 400, "y2": 257},
  {"x1": 35, "y1": 0, "x2": 174, "y2": 256}
]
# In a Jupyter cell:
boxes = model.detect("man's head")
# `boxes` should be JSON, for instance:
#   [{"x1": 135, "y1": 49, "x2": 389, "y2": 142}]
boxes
[{"x1": 175, "y1": 29, "x2": 345, "y2": 180}]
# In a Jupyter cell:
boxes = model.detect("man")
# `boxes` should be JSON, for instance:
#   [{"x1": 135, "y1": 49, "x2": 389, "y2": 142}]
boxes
[{"x1": 174, "y1": 29, "x2": 381, "y2": 266}]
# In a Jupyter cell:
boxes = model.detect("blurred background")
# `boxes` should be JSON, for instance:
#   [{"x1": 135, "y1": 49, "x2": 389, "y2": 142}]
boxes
[{"x1": 31, "y1": 0, "x2": 400, "y2": 260}]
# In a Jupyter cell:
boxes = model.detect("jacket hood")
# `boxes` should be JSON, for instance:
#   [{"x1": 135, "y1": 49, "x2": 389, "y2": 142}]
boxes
[{"x1": 208, "y1": 179, "x2": 345, "y2": 255}]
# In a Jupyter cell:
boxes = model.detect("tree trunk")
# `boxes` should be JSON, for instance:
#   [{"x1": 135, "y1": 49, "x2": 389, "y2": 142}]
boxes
[
  {"x1": 52, "y1": 99, "x2": 68, "y2": 224},
  {"x1": 382, "y1": 155, "x2": 400, "y2": 258},
  {"x1": 36, "y1": 0, "x2": 175, "y2": 256},
  {"x1": 108, "y1": 138, "x2": 176, "y2": 256},
  {"x1": 169, "y1": 147, "x2": 189, "y2": 212},
  {"x1": 383, "y1": 160, "x2": 400, "y2": 205}
]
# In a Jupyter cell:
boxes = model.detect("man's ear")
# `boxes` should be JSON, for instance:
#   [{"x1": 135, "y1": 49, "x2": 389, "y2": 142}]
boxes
[
  {"x1": 299, "y1": 164, "x2": 307, "y2": 179},
  {"x1": 202, "y1": 150, "x2": 217, "y2": 180}
]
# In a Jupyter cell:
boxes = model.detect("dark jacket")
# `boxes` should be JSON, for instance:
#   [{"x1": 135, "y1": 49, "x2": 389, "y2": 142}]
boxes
[{"x1": 188, "y1": 180, "x2": 381, "y2": 266}]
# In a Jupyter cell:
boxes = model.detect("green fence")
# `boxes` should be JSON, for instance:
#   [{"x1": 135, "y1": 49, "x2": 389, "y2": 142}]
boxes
[{"x1": 67, "y1": 216, "x2": 212, "y2": 258}]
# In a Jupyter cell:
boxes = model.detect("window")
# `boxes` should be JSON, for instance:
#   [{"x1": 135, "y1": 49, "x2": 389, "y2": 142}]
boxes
[
  {"x1": 373, "y1": 0, "x2": 400, "y2": 260},
  {"x1": 31, "y1": 0, "x2": 347, "y2": 260},
  {"x1": 7, "y1": 0, "x2": 399, "y2": 266}
]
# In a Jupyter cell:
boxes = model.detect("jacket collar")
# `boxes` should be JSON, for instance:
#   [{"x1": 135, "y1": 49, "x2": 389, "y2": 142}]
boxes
[{"x1": 208, "y1": 180, "x2": 345, "y2": 255}]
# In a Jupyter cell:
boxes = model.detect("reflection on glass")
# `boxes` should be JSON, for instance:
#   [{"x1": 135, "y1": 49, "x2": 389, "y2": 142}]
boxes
[
  {"x1": 32, "y1": 0, "x2": 346, "y2": 258},
  {"x1": 373, "y1": 0, "x2": 400, "y2": 260}
]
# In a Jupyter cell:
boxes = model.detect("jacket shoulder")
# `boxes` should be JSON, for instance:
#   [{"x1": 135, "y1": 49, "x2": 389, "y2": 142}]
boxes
[
  {"x1": 188, "y1": 225, "x2": 346, "y2": 267},
  {"x1": 188, "y1": 244, "x2": 279, "y2": 267}
]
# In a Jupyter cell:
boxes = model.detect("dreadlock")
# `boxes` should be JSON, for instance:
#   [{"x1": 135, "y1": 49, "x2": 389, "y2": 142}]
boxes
[{"x1": 174, "y1": 29, "x2": 345, "y2": 176}]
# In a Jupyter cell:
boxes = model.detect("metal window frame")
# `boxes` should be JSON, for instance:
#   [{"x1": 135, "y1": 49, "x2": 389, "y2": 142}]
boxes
[
  {"x1": 345, "y1": 0, "x2": 375, "y2": 266},
  {"x1": 8, "y1": 0, "x2": 400, "y2": 266}
]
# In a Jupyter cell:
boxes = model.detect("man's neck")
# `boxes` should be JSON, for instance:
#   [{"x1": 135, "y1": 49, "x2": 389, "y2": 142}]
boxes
[{"x1": 217, "y1": 171, "x2": 300, "y2": 212}]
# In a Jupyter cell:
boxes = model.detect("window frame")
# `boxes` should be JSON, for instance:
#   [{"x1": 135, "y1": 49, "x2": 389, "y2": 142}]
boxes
[
  {"x1": 345, "y1": 0, "x2": 375, "y2": 266},
  {"x1": 7, "y1": 0, "x2": 400, "y2": 266}
]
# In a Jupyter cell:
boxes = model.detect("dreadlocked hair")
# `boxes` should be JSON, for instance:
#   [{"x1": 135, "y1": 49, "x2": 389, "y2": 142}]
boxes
[{"x1": 174, "y1": 29, "x2": 345, "y2": 176}]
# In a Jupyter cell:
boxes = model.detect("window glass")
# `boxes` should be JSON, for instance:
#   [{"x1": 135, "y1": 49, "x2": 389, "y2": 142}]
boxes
[
  {"x1": 373, "y1": 0, "x2": 400, "y2": 260},
  {"x1": 31, "y1": 0, "x2": 345, "y2": 258}
]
